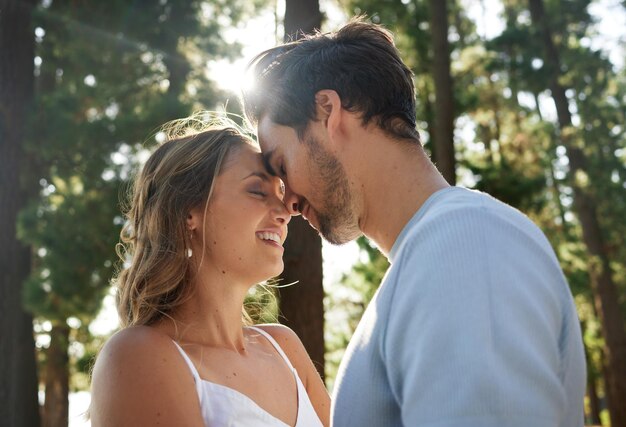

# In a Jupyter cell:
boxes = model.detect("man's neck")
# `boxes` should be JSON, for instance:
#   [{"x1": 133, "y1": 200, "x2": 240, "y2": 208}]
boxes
[{"x1": 346, "y1": 127, "x2": 449, "y2": 257}]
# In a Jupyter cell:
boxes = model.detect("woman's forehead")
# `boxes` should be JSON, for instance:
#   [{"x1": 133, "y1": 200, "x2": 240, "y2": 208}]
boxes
[{"x1": 220, "y1": 143, "x2": 268, "y2": 180}]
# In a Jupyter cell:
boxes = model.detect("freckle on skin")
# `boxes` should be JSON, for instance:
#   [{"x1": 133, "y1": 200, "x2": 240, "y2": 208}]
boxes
[
  {"x1": 213, "y1": 241, "x2": 217, "y2": 245},
  {"x1": 222, "y1": 270, "x2": 226, "y2": 274}
]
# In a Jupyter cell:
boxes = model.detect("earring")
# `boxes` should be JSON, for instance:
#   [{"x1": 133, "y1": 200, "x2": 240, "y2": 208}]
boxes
[{"x1": 187, "y1": 232, "x2": 193, "y2": 258}]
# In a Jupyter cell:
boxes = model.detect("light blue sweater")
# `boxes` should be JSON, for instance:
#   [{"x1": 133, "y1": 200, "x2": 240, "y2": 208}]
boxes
[{"x1": 332, "y1": 187, "x2": 585, "y2": 427}]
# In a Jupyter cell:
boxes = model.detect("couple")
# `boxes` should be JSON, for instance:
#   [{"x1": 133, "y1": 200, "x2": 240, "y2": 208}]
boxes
[{"x1": 90, "y1": 19, "x2": 586, "y2": 427}]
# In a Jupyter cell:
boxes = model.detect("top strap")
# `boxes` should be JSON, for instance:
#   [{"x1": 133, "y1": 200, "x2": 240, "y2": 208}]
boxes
[
  {"x1": 171, "y1": 340, "x2": 205, "y2": 402},
  {"x1": 248, "y1": 326, "x2": 296, "y2": 372}
]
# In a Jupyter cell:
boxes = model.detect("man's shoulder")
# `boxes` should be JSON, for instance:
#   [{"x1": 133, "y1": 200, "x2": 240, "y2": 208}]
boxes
[
  {"x1": 399, "y1": 187, "x2": 543, "y2": 253},
  {"x1": 389, "y1": 187, "x2": 558, "y2": 292}
]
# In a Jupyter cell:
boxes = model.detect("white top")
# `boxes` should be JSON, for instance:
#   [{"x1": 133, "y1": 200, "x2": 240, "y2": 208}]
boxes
[
  {"x1": 173, "y1": 326, "x2": 323, "y2": 427},
  {"x1": 332, "y1": 187, "x2": 586, "y2": 427}
]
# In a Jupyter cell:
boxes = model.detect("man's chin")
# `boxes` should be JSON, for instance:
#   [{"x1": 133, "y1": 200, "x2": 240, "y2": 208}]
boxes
[
  {"x1": 318, "y1": 219, "x2": 362, "y2": 245},
  {"x1": 301, "y1": 207, "x2": 361, "y2": 244}
]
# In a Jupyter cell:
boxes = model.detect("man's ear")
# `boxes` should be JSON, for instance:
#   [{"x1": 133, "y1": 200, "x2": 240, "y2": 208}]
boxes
[{"x1": 314, "y1": 89, "x2": 342, "y2": 137}]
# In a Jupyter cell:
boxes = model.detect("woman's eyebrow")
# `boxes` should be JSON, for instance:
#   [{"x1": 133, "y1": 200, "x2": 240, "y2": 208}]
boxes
[{"x1": 242, "y1": 171, "x2": 270, "y2": 181}]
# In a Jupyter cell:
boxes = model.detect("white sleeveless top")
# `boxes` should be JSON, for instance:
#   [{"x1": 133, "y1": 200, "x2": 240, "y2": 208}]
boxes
[{"x1": 172, "y1": 326, "x2": 324, "y2": 427}]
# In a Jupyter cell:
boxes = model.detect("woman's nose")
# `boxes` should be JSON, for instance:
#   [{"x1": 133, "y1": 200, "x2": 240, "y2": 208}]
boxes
[
  {"x1": 271, "y1": 197, "x2": 291, "y2": 225},
  {"x1": 272, "y1": 197, "x2": 291, "y2": 225}
]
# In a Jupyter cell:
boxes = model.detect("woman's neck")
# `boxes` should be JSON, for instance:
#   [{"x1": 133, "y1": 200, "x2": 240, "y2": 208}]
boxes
[{"x1": 155, "y1": 268, "x2": 252, "y2": 353}]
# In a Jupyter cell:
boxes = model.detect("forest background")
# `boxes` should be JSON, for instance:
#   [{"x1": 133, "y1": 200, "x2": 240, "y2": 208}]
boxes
[{"x1": 1, "y1": 0, "x2": 625, "y2": 426}]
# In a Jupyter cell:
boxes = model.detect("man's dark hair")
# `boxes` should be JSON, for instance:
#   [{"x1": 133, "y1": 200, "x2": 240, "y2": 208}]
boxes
[{"x1": 242, "y1": 17, "x2": 420, "y2": 142}]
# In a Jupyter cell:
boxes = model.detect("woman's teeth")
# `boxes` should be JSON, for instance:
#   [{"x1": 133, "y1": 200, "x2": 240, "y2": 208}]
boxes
[{"x1": 256, "y1": 232, "x2": 281, "y2": 244}]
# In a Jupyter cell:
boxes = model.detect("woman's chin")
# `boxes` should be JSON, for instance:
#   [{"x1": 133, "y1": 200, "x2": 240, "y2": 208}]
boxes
[
  {"x1": 269, "y1": 262, "x2": 284, "y2": 279},
  {"x1": 251, "y1": 263, "x2": 284, "y2": 285}
]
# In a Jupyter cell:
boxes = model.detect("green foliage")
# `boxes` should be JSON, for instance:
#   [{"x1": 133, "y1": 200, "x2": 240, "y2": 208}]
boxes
[
  {"x1": 19, "y1": 0, "x2": 263, "y2": 395},
  {"x1": 18, "y1": 176, "x2": 121, "y2": 323},
  {"x1": 245, "y1": 284, "x2": 280, "y2": 325}
]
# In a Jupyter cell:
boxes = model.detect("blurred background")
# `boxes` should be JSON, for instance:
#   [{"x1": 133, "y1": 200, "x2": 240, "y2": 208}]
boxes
[{"x1": 1, "y1": 0, "x2": 625, "y2": 426}]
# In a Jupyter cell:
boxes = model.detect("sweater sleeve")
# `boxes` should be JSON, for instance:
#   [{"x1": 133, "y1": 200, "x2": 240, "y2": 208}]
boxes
[{"x1": 381, "y1": 205, "x2": 580, "y2": 427}]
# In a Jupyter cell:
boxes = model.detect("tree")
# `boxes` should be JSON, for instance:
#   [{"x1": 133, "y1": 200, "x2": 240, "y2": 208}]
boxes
[
  {"x1": 0, "y1": 0, "x2": 42, "y2": 425},
  {"x1": 277, "y1": 0, "x2": 326, "y2": 380},
  {"x1": 284, "y1": 0, "x2": 323, "y2": 40},
  {"x1": 429, "y1": 0, "x2": 456, "y2": 184},
  {"x1": 18, "y1": 1, "x2": 250, "y2": 425},
  {"x1": 528, "y1": 1, "x2": 626, "y2": 424}
]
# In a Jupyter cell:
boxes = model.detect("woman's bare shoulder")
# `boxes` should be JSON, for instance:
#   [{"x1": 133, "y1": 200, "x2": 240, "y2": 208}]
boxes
[
  {"x1": 96, "y1": 326, "x2": 174, "y2": 360},
  {"x1": 90, "y1": 326, "x2": 204, "y2": 426},
  {"x1": 92, "y1": 326, "x2": 178, "y2": 377},
  {"x1": 253, "y1": 324, "x2": 313, "y2": 375}
]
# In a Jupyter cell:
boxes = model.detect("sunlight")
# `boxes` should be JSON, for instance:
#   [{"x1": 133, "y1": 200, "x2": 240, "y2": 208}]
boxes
[{"x1": 208, "y1": 0, "x2": 346, "y2": 95}]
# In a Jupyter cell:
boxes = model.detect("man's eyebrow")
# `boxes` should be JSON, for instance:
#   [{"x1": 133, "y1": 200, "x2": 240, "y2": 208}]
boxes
[{"x1": 261, "y1": 150, "x2": 277, "y2": 176}]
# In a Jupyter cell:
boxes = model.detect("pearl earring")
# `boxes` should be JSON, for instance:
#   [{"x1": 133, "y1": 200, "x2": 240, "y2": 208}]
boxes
[{"x1": 187, "y1": 231, "x2": 193, "y2": 258}]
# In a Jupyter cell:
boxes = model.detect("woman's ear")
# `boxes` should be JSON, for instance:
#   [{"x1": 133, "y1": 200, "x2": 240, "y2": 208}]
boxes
[
  {"x1": 314, "y1": 89, "x2": 342, "y2": 139},
  {"x1": 186, "y1": 209, "x2": 200, "y2": 233}
]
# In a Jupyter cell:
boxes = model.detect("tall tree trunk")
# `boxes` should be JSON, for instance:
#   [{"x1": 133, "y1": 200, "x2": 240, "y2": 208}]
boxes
[
  {"x1": 279, "y1": 0, "x2": 325, "y2": 380},
  {"x1": 587, "y1": 377, "x2": 602, "y2": 426},
  {"x1": 0, "y1": 0, "x2": 42, "y2": 426},
  {"x1": 284, "y1": 0, "x2": 322, "y2": 42},
  {"x1": 429, "y1": 0, "x2": 456, "y2": 184},
  {"x1": 534, "y1": 94, "x2": 569, "y2": 235},
  {"x1": 43, "y1": 325, "x2": 70, "y2": 427},
  {"x1": 583, "y1": 322, "x2": 603, "y2": 426},
  {"x1": 278, "y1": 217, "x2": 325, "y2": 378},
  {"x1": 161, "y1": 2, "x2": 192, "y2": 119},
  {"x1": 528, "y1": 1, "x2": 626, "y2": 425}
]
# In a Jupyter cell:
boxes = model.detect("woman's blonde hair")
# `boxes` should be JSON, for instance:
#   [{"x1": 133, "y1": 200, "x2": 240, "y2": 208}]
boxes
[{"x1": 114, "y1": 116, "x2": 252, "y2": 328}]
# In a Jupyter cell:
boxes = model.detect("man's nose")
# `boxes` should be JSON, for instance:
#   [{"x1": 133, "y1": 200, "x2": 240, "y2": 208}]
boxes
[{"x1": 283, "y1": 185, "x2": 301, "y2": 216}]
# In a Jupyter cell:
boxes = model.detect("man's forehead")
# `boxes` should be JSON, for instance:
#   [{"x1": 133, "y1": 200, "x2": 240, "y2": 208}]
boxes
[
  {"x1": 261, "y1": 149, "x2": 276, "y2": 176},
  {"x1": 256, "y1": 115, "x2": 278, "y2": 149}
]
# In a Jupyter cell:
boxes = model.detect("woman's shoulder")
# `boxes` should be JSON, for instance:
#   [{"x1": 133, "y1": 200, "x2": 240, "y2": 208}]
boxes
[
  {"x1": 101, "y1": 325, "x2": 174, "y2": 352},
  {"x1": 251, "y1": 324, "x2": 311, "y2": 374},
  {"x1": 90, "y1": 326, "x2": 203, "y2": 426},
  {"x1": 94, "y1": 326, "x2": 178, "y2": 371},
  {"x1": 252, "y1": 324, "x2": 303, "y2": 355},
  {"x1": 253, "y1": 323, "x2": 299, "y2": 341}
]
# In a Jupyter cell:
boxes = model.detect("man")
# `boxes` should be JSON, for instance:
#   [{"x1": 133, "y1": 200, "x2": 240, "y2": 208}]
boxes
[{"x1": 242, "y1": 18, "x2": 585, "y2": 427}]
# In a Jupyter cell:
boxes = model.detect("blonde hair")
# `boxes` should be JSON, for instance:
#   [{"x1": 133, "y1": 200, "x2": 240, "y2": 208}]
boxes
[{"x1": 114, "y1": 116, "x2": 252, "y2": 327}]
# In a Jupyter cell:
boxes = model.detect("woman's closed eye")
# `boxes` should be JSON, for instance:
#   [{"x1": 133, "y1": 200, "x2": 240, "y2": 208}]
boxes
[{"x1": 249, "y1": 188, "x2": 267, "y2": 197}]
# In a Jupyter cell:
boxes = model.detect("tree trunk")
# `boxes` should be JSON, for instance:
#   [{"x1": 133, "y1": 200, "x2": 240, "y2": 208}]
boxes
[
  {"x1": 528, "y1": 1, "x2": 626, "y2": 426},
  {"x1": 43, "y1": 325, "x2": 70, "y2": 427},
  {"x1": 279, "y1": 0, "x2": 325, "y2": 380},
  {"x1": 278, "y1": 217, "x2": 325, "y2": 378},
  {"x1": 161, "y1": 2, "x2": 192, "y2": 119},
  {"x1": 429, "y1": 0, "x2": 456, "y2": 185},
  {"x1": 587, "y1": 377, "x2": 602, "y2": 426},
  {"x1": 534, "y1": 94, "x2": 569, "y2": 235},
  {"x1": 583, "y1": 325, "x2": 603, "y2": 426},
  {"x1": 284, "y1": 0, "x2": 322, "y2": 42},
  {"x1": 0, "y1": 0, "x2": 41, "y2": 426}
]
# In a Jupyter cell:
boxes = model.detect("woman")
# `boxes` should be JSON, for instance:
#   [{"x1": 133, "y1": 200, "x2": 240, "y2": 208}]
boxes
[{"x1": 90, "y1": 119, "x2": 330, "y2": 426}]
